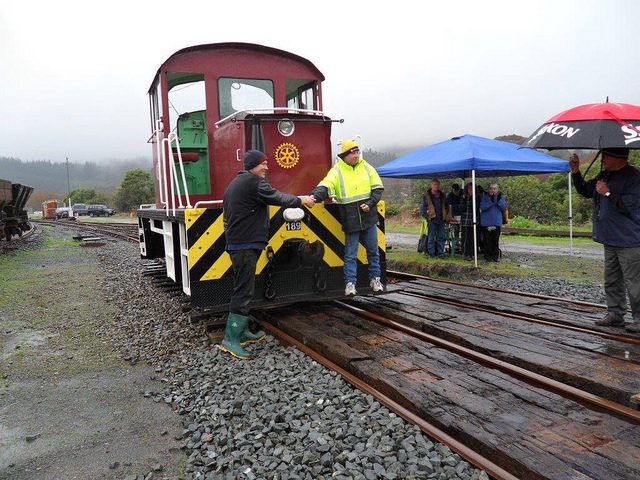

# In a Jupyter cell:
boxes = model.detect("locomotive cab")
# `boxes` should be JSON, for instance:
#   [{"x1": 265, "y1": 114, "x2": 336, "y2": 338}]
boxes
[{"x1": 138, "y1": 43, "x2": 386, "y2": 313}]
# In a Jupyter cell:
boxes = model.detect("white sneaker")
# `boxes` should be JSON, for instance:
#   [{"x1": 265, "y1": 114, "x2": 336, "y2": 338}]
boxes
[
  {"x1": 370, "y1": 277, "x2": 384, "y2": 292},
  {"x1": 345, "y1": 282, "x2": 357, "y2": 296}
]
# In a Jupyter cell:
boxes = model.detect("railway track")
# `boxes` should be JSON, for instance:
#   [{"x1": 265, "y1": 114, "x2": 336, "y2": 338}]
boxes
[
  {"x1": 388, "y1": 270, "x2": 639, "y2": 345},
  {"x1": 253, "y1": 278, "x2": 640, "y2": 479},
  {"x1": 32, "y1": 220, "x2": 640, "y2": 478},
  {"x1": 35, "y1": 219, "x2": 139, "y2": 243}
]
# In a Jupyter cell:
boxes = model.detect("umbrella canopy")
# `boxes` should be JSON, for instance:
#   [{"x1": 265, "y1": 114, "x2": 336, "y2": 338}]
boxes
[
  {"x1": 523, "y1": 102, "x2": 640, "y2": 150},
  {"x1": 376, "y1": 134, "x2": 570, "y2": 179}
]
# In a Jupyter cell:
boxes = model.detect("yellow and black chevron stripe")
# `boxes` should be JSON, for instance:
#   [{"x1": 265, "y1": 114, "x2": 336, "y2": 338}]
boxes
[{"x1": 185, "y1": 202, "x2": 385, "y2": 283}]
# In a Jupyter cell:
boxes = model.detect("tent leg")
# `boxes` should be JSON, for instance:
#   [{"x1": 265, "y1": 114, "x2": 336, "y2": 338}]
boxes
[
  {"x1": 568, "y1": 172, "x2": 573, "y2": 255},
  {"x1": 472, "y1": 170, "x2": 478, "y2": 268}
]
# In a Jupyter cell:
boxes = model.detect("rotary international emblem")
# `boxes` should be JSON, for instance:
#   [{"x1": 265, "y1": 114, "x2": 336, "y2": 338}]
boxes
[{"x1": 274, "y1": 143, "x2": 300, "y2": 169}]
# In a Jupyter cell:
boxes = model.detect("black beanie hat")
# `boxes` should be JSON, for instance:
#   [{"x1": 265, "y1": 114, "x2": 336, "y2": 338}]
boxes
[
  {"x1": 244, "y1": 150, "x2": 266, "y2": 170},
  {"x1": 601, "y1": 148, "x2": 629, "y2": 159}
]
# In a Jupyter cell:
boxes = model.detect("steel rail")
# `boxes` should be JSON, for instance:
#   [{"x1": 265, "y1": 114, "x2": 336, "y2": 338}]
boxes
[
  {"x1": 336, "y1": 301, "x2": 640, "y2": 425},
  {"x1": 35, "y1": 220, "x2": 139, "y2": 243},
  {"x1": 399, "y1": 289, "x2": 640, "y2": 346},
  {"x1": 388, "y1": 269, "x2": 607, "y2": 308},
  {"x1": 257, "y1": 318, "x2": 520, "y2": 480}
]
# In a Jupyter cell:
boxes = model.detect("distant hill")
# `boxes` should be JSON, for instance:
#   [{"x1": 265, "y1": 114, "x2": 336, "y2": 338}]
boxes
[{"x1": 0, "y1": 156, "x2": 151, "y2": 196}]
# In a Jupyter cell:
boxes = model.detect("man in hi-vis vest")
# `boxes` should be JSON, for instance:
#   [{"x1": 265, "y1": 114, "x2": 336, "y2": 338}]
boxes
[{"x1": 311, "y1": 139, "x2": 384, "y2": 296}]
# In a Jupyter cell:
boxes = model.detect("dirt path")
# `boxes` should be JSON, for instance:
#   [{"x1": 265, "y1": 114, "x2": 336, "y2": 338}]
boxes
[{"x1": 0, "y1": 228, "x2": 184, "y2": 479}]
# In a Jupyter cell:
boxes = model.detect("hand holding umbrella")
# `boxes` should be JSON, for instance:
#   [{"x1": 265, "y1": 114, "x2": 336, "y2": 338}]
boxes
[
  {"x1": 568, "y1": 153, "x2": 580, "y2": 173},
  {"x1": 595, "y1": 179, "x2": 610, "y2": 196}
]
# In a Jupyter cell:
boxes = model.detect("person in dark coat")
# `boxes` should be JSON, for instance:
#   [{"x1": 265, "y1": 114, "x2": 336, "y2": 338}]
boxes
[
  {"x1": 570, "y1": 148, "x2": 640, "y2": 332},
  {"x1": 221, "y1": 150, "x2": 315, "y2": 359},
  {"x1": 460, "y1": 182, "x2": 480, "y2": 260},
  {"x1": 446, "y1": 183, "x2": 463, "y2": 247}
]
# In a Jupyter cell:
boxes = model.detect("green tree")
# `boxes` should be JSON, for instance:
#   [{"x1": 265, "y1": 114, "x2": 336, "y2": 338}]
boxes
[
  {"x1": 113, "y1": 169, "x2": 155, "y2": 212},
  {"x1": 66, "y1": 188, "x2": 98, "y2": 204},
  {"x1": 64, "y1": 188, "x2": 112, "y2": 206}
]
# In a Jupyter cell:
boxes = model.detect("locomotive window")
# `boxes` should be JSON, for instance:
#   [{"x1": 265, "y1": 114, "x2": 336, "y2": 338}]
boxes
[
  {"x1": 286, "y1": 80, "x2": 316, "y2": 110},
  {"x1": 218, "y1": 78, "x2": 274, "y2": 118},
  {"x1": 300, "y1": 86, "x2": 314, "y2": 110},
  {"x1": 168, "y1": 78, "x2": 206, "y2": 132}
]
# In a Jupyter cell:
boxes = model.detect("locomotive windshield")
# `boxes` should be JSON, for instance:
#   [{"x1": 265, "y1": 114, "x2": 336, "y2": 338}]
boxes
[
  {"x1": 218, "y1": 78, "x2": 274, "y2": 118},
  {"x1": 286, "y1": 81, "x2": 315, "y2": 110}
]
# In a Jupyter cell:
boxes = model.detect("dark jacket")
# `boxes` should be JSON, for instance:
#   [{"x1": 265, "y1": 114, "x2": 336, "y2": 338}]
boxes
[
  {"x1": 573, "y1": 165, "x2": 640, "y2": 247},
  {"x1": 446, "y1": 191, "x2": 463, "y2": 216},
  {"x1": 223, "y1": 171, "x2": 301, "y2": 247},
  {"x1": 460, "y1": 193, "x2": 480, "y2": 227}
]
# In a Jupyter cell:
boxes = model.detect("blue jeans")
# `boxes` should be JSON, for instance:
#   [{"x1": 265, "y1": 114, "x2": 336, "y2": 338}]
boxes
[
  {"x1": 344, "y1": 224, "x2": 381, "y2": 284},
  {"x1": 427, "y1": 221, "x2": 446, "y2": 256}
]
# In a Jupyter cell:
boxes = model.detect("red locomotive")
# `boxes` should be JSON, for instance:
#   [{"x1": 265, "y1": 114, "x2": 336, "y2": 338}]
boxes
[{"x1": 137, "y1": 43, "x2": 386, "y2": 312}]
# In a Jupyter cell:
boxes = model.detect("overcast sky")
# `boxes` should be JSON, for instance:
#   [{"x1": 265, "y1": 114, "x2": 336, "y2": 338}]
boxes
[{"x1": 1, "y1": 0, "x2": 638, "y2": 163}]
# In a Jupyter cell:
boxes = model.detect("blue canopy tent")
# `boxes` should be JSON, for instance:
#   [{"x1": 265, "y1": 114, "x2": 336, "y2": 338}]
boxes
[{"x1": 376, "y1": 135, "x2": 572, "y2": 265}]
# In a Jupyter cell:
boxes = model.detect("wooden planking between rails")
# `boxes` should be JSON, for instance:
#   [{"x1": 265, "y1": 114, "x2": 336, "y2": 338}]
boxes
[
  {"x1": 259, "y1": 304, "x2": 640, "y2": 480},
  {"x1": 353, "y1": 292, "x2": 640, "y2": 407},
  {"x1": 403, "y1": 278, "x2": 607, "y2": 324}
]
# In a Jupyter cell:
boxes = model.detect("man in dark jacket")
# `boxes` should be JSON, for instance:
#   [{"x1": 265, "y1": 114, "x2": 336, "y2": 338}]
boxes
[
  {"x1": 221, "y1": 150, "x2": 315, "y2": 359},
  {"x1": 570, "y1": 148, "x2": 640, "y2": 332},
  {"x1": 311, "y1": 139, "x2": 384, "y2": 296}
]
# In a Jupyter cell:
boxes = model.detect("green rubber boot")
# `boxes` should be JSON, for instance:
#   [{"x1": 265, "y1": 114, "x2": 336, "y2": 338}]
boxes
[
  {"x1": 219, "y1": 313, "x2": 251, "y2": 360},
  {"x1": 240, "y1": 318, "x2": 266, "y2": 346}
]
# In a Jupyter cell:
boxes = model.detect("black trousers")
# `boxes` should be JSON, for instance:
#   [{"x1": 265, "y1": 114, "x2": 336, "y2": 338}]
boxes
[
  {"x1": 483, "y1": 227, "x2": 501, "y2": 260},
  {"x1": 461, "y1": 226, "x2": 476, "y2": 257},
  {"x1": 229, "y1": 249, "x2": 260, "y2": 316}
]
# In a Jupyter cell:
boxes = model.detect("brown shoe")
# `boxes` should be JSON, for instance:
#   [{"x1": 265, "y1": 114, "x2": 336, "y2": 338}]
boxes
[
  {"x1": 626, "y1": 321, "x2": 640, "y2": 333},
  {"x1": 595, "y1": 313, "x2": 625, "y2": 326}
]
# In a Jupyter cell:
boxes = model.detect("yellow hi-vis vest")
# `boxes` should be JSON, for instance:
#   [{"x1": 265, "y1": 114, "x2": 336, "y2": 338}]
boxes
[{"x1": 318, "y1": 158, "x2": 383, "y2": 204}]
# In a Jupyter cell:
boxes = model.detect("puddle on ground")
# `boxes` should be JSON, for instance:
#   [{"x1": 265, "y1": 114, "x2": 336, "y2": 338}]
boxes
[{"x1": 1, "y1": 330, "x2": 48, "y2": 360}]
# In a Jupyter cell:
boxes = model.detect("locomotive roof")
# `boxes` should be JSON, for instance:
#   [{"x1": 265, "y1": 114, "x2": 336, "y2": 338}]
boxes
[{"x1": 148, "y1": 42, "x2": 325, "y2": 93}]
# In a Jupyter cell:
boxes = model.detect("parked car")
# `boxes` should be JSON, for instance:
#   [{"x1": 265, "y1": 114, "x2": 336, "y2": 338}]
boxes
[
  {"x1": 87, "y1": 204, "x2": 116, "y2": 217},
  {"x1": 72, "y1": 203, "x2": 88, "y2": 216},
  {"x1": 54, "y1": 207, "x2": 72, "y2": 219}
]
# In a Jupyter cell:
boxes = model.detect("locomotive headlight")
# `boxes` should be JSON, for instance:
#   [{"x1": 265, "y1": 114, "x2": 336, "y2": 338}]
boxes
[{"x1": 277, "y1": 119, "x2": 295, "y2": 137}]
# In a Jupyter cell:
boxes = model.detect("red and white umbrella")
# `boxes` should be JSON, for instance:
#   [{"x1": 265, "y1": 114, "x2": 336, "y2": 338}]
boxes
[{"x1": 524, "y1": 102, "x2": 640, "y2": 150}]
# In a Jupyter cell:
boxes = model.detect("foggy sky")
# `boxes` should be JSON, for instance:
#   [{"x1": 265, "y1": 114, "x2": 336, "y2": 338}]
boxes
[{"x1": 1, "y1": 0, "x2": 638, "y2": 163}]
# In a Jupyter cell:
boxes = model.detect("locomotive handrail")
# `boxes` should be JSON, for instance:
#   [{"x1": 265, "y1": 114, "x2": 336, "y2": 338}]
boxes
[
  {"x1": 167, "y1": 130, "x2": 193, "y2": 210},
  {"x1": 214, "y1": 107, "x2": 329, "y2": 127},
  {"x1": 152, "y1": 120, "x2": 167, "y2": 208},
  {"x1": 194, "y1": 200, "x2": 223, "y2": 208},
  {"x1": 153, "y1": 122, "x2": 194, "y2": 215},
  {"x1": 161, "y1": 136, "x2": 180, "y2": 215}
]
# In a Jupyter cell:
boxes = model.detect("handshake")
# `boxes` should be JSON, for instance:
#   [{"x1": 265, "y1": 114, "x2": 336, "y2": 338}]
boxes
[{"x1": 299, "y1": 195, "x2": 317, "y2": 208}]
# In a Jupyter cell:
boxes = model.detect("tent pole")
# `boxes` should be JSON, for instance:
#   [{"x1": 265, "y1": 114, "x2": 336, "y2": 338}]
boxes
[
  {"x1": 472, "y1": 170, "x2": 478, "y2": 268},
  {"x1": 568, "y1": 172, "x2": 573, "y2": 255}
]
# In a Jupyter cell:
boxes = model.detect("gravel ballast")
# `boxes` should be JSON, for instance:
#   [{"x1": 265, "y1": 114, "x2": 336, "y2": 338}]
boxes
[
  {"x1": 95, "y1": 241, "x2": 493, "y2": 479},
  {"x1": 6, "y1": 226, "x2": 603, "y2": 480}
]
